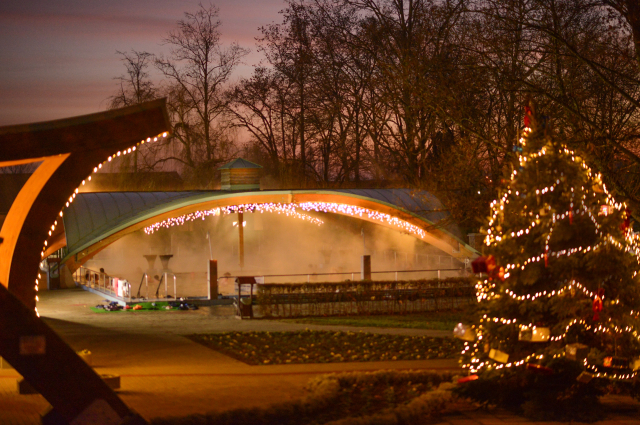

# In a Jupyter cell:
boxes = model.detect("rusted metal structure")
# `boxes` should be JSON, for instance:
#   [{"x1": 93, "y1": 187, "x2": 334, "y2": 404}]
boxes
[{"x1": 0, "y1": 99, "x2": 170, "y2": 424}]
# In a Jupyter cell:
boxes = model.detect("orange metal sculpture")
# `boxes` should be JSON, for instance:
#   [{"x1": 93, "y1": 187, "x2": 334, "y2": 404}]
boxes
[
  {"x1": 0, "y1": 99, "x2": 170, "y2": 425},
  {"x1": 0, "y1": 100, "x2": 169, "y2": 309}
]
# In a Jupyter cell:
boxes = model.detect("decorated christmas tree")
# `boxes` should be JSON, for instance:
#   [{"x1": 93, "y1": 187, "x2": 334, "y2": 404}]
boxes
[{"x1": 457, "y1": 105, "x2": 640, "y2": 418}]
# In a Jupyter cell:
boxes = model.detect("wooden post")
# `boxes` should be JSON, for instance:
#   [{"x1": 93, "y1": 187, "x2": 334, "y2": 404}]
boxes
[
  {"x1": 236, "y1": 278, "x2": 241, "y2": 317},
  {"x1": 208, "y1": 260, "x2": 218, "y2": 300},
  {"x1": 238, "y1": 211, "x2": 244, "y2": 269},
  {"x1": 361, "y1": 255, "x2": 371, "y2": 280}
]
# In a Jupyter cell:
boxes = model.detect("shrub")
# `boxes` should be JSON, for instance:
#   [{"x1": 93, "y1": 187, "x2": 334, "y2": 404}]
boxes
[
  {"x1": 151, "y1": 370, "x2": 455, "y2": 425},
  {"x1": 455, "y1": 358, "x2": 606, "y2": 422}
]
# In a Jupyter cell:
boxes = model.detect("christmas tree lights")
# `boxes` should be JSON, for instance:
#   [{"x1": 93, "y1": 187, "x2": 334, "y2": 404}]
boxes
[
  {"x1": 38, "y1": 131, "x2": 169, "y2": 315},
  {"x1": 461, "y1": 110, "x2": 640, "y2": 383}
]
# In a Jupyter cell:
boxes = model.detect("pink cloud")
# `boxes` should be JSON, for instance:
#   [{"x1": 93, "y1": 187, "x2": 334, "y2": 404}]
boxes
[{"x1": 0, "y1": 0, "x2": 284, "y2": 126}]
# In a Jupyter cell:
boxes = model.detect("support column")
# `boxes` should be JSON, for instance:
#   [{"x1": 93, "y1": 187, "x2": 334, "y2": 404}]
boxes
[
  {"x1": 208, "y1": 260, "x2": 218, "y2": 300},
  {"x1": 238, "y1": 211, "x2": 244, "y2": 269},
  {"x1": 361, "y1": 255, "x2": 371, "y2": 281}
]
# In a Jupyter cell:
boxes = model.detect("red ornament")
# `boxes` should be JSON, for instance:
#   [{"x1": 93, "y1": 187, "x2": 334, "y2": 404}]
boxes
[
  {"x1": 471, "y1": 255, "x2": 497, "y2": 275},
  {"x1": 524, "y1": 105, "x2": 533, "y2": 128},
  {"x1": 544, "y1": 253, "x2": 548, "y2": 268},
  {"x1": 527, "y1": 363, "x2": 553, "y2": 375},
  {"x1": 593, "y1": 288, "x2": 605, "y2": 321},
  {"x1": 569, "y1": 210, "x2": 573, "y2": 224},
  {"x1": 457, "y1": 374, "x2": 479, "y2": 383},
  {"x1": 498, "y1": 266, "x2": 506, "y2": 281},
  {"x1": 621, "y1": 207, "x2": 632, "y2": 233}
]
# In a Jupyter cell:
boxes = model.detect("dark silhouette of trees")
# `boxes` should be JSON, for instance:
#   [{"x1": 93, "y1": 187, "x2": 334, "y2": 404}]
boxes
[
  {"x1": 109, "y1": 50, "x2": 157, "y2": 108},
  {"x1": 153, "y1": 3, "x2": 249, "y2": 186},
  {"x1": 108, "y1": 50, "x2": 158, "y2": 175},
  {"x1": 110, "y1": 0, "x2": 640, "y2": 231}
]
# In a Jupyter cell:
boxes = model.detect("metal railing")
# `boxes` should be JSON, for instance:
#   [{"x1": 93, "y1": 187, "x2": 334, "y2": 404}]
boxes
[
  {"x1": 73, "y1": 265, "x2": 132, "y2": 303},
  {"x1": 154, "y1": 272, "x2": 177, "y2": 300},
  {"x1": 217, "y1": 267, "x2": 465, "y2": 285},
  {"x1": 74, "y1": 265, "x2": 179, "y2": 302}
]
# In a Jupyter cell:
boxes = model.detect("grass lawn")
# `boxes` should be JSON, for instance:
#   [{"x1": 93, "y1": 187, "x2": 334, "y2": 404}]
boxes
[
  {"x1": 188, "y1": 329, "x2": 462, "y2": 365},
  {"x1": 277, "y1": 311, "x2": 463, "y2": 331}
]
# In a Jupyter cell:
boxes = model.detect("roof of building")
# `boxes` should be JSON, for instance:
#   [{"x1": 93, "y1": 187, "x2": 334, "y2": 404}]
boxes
[
  {"x1": 62, "y1": 188, "x2": 464, "y2": 259},
  {"x1": 218, "y1": 158, "x2": 263, "y2": 170}
]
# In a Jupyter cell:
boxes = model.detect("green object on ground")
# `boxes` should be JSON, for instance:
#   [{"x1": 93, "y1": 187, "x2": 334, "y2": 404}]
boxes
[
  {"x1": 188, "y1": 329, "x2": 462, "y2": 365},
  {"x1": 90, "y1": 301, "x2": 177, "y2": 313}
]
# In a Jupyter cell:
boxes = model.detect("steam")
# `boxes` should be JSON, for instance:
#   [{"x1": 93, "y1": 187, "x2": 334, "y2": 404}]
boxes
[{"x1": 83, "y1": 211, "x2": 464, "y2": 297}]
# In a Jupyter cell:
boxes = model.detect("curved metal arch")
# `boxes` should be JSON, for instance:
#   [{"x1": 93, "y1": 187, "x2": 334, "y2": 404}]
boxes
[
  {"x1": 0, "y1": 99, "x2": 170, "y2": 424},
  {"x1": 0, "y1": 99, "x2": 170, "y2": 307},
  {"x1": 63, "y1": 190, "x2": 478, "y2": 271}
]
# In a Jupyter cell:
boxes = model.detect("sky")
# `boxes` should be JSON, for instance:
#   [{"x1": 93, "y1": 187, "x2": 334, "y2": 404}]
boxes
[{"x1": 0, "y1": 0, "x2": 284, "y2": 126}]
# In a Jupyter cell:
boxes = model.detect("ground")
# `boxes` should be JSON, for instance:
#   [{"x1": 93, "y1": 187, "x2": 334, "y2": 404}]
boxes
[{"x1": 2, "y1": 288, "x2": 640, "y2": 424}]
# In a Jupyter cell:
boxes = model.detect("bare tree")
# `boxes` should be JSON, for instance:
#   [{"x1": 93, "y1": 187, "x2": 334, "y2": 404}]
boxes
[
  {"x1": 109, "y1": 50, "x2": 157, "y2": 108},
  {"x1": 154, "y1": 3, "x2": 248, "y2": 185},
  {"x1": 107, "y1": 50, "x2": 160, "y2": 177},
  {"x1": 257, "y1": 1, "x2": 317, "y2": 183},
  {"x1": 228, "y1": 67, "x2": 299, "y2": 177}
]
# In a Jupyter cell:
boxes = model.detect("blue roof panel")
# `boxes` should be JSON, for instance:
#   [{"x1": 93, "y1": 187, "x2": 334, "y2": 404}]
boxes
[
  {"x1": 63, "y1": 188, "x2": 463, "y2": 257},
  {"x1": 63, "y1": 191, "x2": 204, "y2": 253}
]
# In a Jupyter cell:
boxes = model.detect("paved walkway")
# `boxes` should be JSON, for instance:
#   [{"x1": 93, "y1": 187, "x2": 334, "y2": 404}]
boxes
[{"x1": 2, "y1": 288, "x2": 640, "y2": 424}]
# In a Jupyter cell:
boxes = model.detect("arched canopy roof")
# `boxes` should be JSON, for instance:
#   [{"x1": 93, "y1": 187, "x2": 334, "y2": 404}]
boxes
[{"x1": 60, "y1": 188, "x2": 478, "y2": 269}]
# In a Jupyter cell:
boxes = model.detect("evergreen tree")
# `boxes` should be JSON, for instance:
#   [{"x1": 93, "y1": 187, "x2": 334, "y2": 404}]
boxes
[{"x1": 458, "y1": 107, "x2": 640, "y2": 417}]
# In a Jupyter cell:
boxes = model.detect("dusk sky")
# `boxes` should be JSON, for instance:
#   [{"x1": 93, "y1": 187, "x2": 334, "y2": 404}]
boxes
[{"x1": 0, "y1": 0, "x2": 284, "y2": 126}]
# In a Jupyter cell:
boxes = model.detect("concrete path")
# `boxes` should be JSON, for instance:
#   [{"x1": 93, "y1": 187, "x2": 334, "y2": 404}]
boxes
[{"x1": 2, "y1": 288, "x2": 640, "y2": 424}]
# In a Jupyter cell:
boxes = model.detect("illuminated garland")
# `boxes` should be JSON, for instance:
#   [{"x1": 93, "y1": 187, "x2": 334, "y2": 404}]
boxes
[
  {"x1": 296, "y1": 202, "x2": 427, "y2": 239},
  {"x1": 464, "y1": 126, "x2": 640, "y2": 379},
  {"x1": 37, "y1": 132, "x2": 169, "y2": 316},
  {"x1": 142, "y1": 201, "x2": 429, "y2": 240},
  {"x1": 143, "y1": 203, "x2": 324, "y2": 234}
]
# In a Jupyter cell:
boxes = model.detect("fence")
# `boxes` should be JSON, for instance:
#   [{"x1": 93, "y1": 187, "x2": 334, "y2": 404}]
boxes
[
  {"x1": 73, "y1": 265, "x2": 133, "y2": 301},
  {"x1": 73, "y1": 266, "x2": 179, "y2": 301},
  {"x1": 255, "y1": 277, "x2": 475, "y2": 318},
  {"x1": 220, "y1": 267, "x2": 466, "y2": 286}
]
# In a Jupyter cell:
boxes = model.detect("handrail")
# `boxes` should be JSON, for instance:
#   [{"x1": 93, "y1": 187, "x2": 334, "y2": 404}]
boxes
[
  {"x1": 75, "y1": 265, "x2": 133, "y2": 301},
  {"x1": 136, "y1": 273, "x2": 148, "y2": 299},
  {"x1": 154, "y1": 274, "x2": 164, "y2": 298},
  {"x1": 155, "y1": 272, "x2": 177, "y2": 299},
  {"x1": 217, "y1": 267, "x2": 464, "y2": 284}
]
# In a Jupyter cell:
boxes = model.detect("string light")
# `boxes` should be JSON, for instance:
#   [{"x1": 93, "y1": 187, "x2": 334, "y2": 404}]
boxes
[
  {"x1": 38, "y1": 131, "x2": 170, "y2": 313},
  {"x1": 464, "y1": 125, "x2": 640, "y2": 380},
  {"x1": 143, "y1": 201, "x2": 431, "y2": 240},
  {"x1": 144, "y1": 203, "x2": 324, "y2": 234}
]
